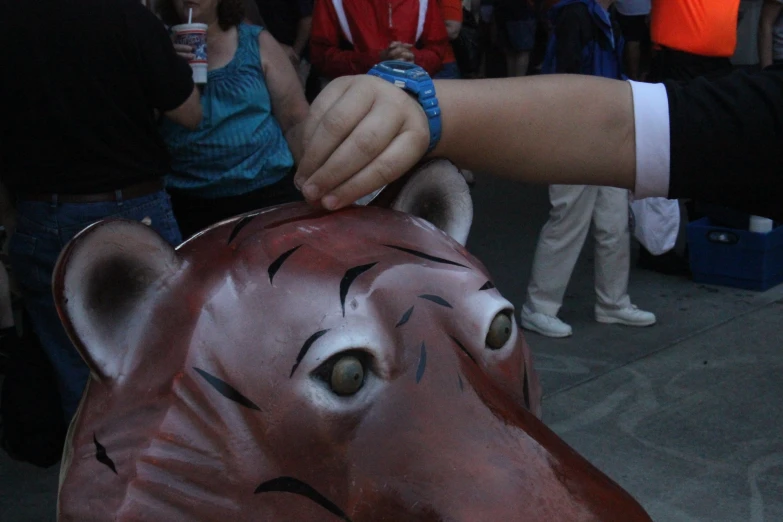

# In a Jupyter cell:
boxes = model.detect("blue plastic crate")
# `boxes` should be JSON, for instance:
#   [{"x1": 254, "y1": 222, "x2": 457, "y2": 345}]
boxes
[{"x1": 687, "y1": 217, "x2": 783, "y2": 291}]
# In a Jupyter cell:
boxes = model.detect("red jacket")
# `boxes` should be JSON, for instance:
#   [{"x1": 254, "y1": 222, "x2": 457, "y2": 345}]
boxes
[{"x1": 310, "y1": 0, "x2": 451, "y2": 78}]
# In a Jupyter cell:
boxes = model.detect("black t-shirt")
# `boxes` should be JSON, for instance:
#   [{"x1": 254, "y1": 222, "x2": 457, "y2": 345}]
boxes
[
  {"x1": 0, "y1": 0, "x2": 194, "y2": 194},
  {"x1": 254, "y1": 0, "x2": 313, "y2": 47},
  {"x1": 666, "y1": 65, "x2": 783, "y2": 221}
]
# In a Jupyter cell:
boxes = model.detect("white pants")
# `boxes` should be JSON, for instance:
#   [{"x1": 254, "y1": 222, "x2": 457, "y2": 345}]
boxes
[{"x1": 525, "y1": 185, "x2": 632, "y2": 317}]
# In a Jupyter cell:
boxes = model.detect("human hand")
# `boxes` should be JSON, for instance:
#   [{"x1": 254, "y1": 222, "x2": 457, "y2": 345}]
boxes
[
  {"x1": 381, "y1": 42, "x2": 415, "y2": 62},
  {"x1": 294, "y1": 75, "x2": 430, "y2": 210},
  {"x1": 173, "y1": 43, "x2": 195, "y2": 61},
  {"x1": 389, "y1": 42, "x2": 415, "y2": 62}
]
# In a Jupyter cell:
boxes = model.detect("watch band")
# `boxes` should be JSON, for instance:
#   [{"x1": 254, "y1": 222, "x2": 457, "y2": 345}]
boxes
[{"x1": 367, "y1": 61, "x2": 442, "y2": 153}]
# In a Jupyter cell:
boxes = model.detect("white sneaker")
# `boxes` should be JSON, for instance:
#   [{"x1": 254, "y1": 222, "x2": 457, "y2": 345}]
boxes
[
  {"x1": 520, "y1": 306, "x2": 573, "y2": 338},
  {"x1": 595, "y1": 304, "x2": 656, "y2": 327}
]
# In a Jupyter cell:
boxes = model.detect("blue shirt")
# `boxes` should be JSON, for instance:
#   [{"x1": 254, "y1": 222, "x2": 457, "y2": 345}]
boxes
[
  {"x1": 161, "y1": 24, "x2": 294, "y2": 198},
  {"x1": 542, "y1": 0, "x2": 624, "y2": 80}
]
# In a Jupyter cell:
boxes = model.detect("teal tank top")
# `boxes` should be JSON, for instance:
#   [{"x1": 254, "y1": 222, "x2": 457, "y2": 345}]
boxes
[{"x1": 160, "y1": 24, "x2": 294, "y2": 198}]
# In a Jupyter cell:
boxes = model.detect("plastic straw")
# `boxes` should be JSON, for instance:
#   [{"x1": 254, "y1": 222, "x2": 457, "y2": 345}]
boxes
[{"x1": 188, "y1": 8, "x2": 193, "y2": 24}]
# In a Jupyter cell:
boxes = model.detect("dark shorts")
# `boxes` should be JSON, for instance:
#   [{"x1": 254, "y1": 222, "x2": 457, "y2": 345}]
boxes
[
  {"x1": 496, "y1": 16, "x2": 537, "y2": 52},
  {"x1": 615, "y1": 12, "x2": 648, "y2": 43}
]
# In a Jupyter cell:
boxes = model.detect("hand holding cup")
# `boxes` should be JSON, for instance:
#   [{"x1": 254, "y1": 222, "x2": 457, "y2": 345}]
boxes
[
  {"x1": 173, "y1": 43, "x2": 196, "y2": 62},
  {"x1": 171, "y1": 23, "x2": 208, "y2": 84}
]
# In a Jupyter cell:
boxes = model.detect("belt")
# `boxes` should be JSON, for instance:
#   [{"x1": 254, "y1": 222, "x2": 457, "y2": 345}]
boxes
[{"x1": 17, "y1": 179, "x2": 165, "y2": 204}]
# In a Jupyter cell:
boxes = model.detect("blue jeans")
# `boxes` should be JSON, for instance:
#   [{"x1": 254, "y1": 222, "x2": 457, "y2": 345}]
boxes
[{"x1": 8, "y1": 190, "x2": 181, "y2": 421}]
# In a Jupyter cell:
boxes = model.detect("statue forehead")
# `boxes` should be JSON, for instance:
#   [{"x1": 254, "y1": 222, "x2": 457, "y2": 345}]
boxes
[
  {"x1": 176, "y1": 206, "x2": 481, "y2": 317},
  {"x1": 186, "y1": 205, "x2": 470, "y2": 265}
]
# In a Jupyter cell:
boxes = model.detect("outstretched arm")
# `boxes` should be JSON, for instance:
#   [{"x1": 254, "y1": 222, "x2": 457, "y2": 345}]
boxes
[
  {"x1": 260, "y1": 30, "x2": 310, "y2": 163},
  {"x1": 295, "y1": 74, "x2": 636, "y2": 208},
  {"x1": 295, "y1": 67, "x2": 783, "y2": 221}
]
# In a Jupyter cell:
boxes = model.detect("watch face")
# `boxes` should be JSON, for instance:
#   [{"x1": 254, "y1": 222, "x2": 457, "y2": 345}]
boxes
[{"x1": 388, "y1": 61, "x2": 419, "y2": 72}]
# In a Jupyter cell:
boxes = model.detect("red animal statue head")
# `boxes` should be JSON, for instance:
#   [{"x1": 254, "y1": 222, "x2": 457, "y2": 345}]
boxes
[{"x1": 54, "y1": 161, "x2": 651, "y2": 521}]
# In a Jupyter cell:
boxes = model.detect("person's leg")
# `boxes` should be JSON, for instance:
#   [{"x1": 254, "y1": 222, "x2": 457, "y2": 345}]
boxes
[
  {"x1": 616, "y1": 13, "x2": 646, "y2": 80},
  {"x1": 506, "y1": 50, "x2": 530, "y2": 77},
  {"x1": 525, "y1": 185, "x2": 596, "y2": 316},
  {"x1": 591, "y1": 187, "x2": 632, "y2": 310},
  {"x1": 593, "y1": 187, "x2": 656, "y2": 326},
  {"x1": 624, "y1": 41, "x2": 642, "y2": 80},
  {"x1": 502, "y1": 15, "x2": 536, "y2": 77},
  {"x1": 9, "y1": 201, "x2": 84, "y2": 421},
  {"x1": 522, "y1": 185, "x2": 596, "y2": 337},
  {"x1": 0, "y1": 262, "x2": 14, "y2": 330},
  {"x1": 0, "y1": 262, "x2": 16, "y2": 375},
  {"x1": 527, "y1": 16, "x2": 550, "y2": 75},
  {"x1": 478, "y1": 0, "x2": 495, "y2": 78}
]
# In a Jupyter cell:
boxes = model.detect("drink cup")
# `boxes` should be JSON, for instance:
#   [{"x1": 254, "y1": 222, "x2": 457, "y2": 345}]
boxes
[{"x1": 172, "y1": 23, "x2": 208, "y2": 84}]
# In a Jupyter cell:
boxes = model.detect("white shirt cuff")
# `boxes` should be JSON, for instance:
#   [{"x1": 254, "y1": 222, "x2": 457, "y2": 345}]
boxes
[{"x1": 628, "y1": 80, "x2": 671, "y2": 199}]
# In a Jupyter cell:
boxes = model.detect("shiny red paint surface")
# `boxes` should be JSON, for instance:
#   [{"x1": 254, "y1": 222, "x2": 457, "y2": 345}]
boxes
[{"x1": 54, "y1": 203, "x2": 651, "y2": 521}]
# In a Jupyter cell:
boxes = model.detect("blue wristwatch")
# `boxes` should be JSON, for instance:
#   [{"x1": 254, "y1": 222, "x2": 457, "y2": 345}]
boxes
[{"x1": 367, "y1": 60, "x2": 441, "y2": 153}]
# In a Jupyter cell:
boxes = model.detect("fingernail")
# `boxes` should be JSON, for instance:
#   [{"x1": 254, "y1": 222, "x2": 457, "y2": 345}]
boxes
[
  {"x1": 322, "y1": 195, "x2": 338, "y2": 210},
  {"x1": 293, "y1": 175, "x2": 302, "y2": 190},
  {"x1": 302, "y1": 184, "x2": 320, "y2": 200}
]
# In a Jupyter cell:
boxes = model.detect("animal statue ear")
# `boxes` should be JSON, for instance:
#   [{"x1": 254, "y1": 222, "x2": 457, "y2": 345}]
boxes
[
  {"x1": 370, "y1": 159, "x2": 473, "y2": 245},
  {"x1": 53, "y1": 219, "x2": 182, "y2": 383}
]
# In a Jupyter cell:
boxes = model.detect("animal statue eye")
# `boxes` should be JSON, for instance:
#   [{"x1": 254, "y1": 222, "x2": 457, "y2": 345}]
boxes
[
  {"x1": 486, "y1": 312, "x2": 512, "y2": 350},
  {"x1": 330, "y1": 355, "x2": 365, "y2": 396}
]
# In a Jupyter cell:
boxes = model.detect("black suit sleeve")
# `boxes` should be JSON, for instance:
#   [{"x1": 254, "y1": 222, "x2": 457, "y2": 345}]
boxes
[
  {"x1": 124, "y1": 2, "x2": 195, "y2": 112},
  {"x1": 665, "y1": 66, "x2": 783, "y2": 221}
]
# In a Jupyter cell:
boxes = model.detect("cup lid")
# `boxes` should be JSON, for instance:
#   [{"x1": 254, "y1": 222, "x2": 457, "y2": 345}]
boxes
[{"x1": 171, "y1": 23, "x2": 208, "y2": 31}]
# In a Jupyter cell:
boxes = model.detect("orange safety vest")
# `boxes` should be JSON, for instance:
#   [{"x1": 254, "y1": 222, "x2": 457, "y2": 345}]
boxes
[{"x1": 650, "y1": 0, "x2": 740, "y2": 57}]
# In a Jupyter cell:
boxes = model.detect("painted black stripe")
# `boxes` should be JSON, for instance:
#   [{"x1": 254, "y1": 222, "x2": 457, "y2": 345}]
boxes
[
  {"x1": 383, "y1": 245, "x2": 469, "y2": 269},
  {"x1": 418, "y1": 294, "x2": 452, "y2": 308},
  {"x1": 522, "y1": 369, "x2": 531, "y2": 410},
  {"x1": 268, "y1": 245, "x2": 303, "y2": 283},
  {"x1": 449, "y1": 335, "x2": 478, "y2": 365},
  {"x1": 479, "y1": 281, "x2": 495, "y2": 291},
  {"x1": 458, "y1": 374, "x2": 464, "y2": 392},
  {"x1": 396, "y1": 306, "x2": 414, "y2": 327},
  {"x1": 340, "y1": 263, "x2": 377, "y2": 316},
  {"x1": 416, "y1": 342, "x2": 427, "y2": 383},
  {"x1": 194, "y1": 367, "x2": 261, "y2": 410},
  {"x1": 94, "y1": 434, "x2": 117, "y2": 475},
  {"x1": 290, "y1": 329, "x2": 330, "y2": 378},
  {"x1": 227, "y1": 213, "x2": 259, "y2": 244},
  {"x1": 255, "y1": 476, "x2": 353, "y2": 522}
]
